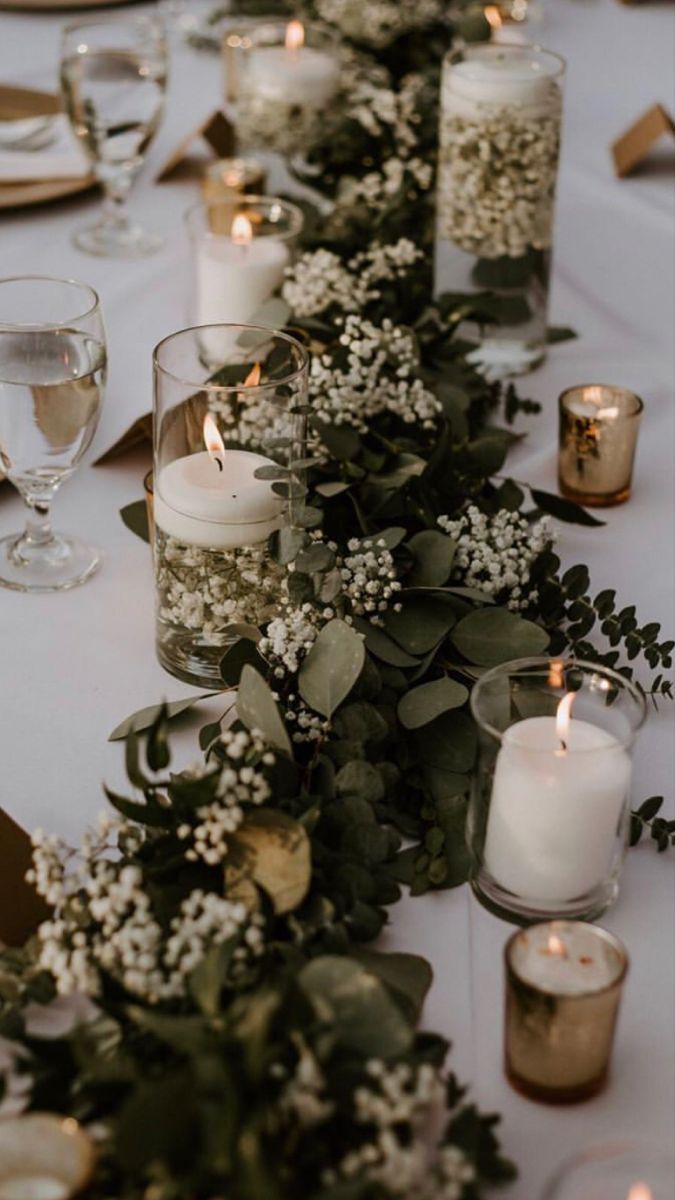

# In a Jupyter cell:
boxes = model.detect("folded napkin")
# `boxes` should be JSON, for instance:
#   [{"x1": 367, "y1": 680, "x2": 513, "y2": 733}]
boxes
[{"x1": 0, "y1": 114, "x2": 90, "y2": 183}]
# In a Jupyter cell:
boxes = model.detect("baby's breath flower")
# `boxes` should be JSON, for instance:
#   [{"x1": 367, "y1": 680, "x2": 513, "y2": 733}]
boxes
[
  {"x1": 339, "y1": 537, "x2": 402, "y2": 625},
  {"x1": 311, "y1": 315, "x2": 440, "y2": 433},
  {"x1": 438, "y1": 505, "x2": 552, "y2": 611}
]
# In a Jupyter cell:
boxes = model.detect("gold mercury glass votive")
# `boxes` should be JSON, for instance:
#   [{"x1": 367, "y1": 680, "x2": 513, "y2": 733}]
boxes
[
  {"x1": 558, "y1": 384, "x2": 644, "y2": 506},
  {"x1": 202, "y1": 156, "x2": 268, "y2": 205},
  {"x1": 504, "y1": 921, "x2": 628, "y2": 1104}
]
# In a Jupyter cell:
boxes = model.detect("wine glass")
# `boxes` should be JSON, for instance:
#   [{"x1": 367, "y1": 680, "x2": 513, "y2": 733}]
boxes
[
  {"x1": 60, "y1": 16, "x2": 168, "y2": 258},
  {"x1": 0, "y1": 277, "x2": 107, "y2": 592}
]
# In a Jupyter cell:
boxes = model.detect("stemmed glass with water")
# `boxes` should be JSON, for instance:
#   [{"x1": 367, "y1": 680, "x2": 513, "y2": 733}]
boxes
[
  {"x1": 0, "y1": 276, "x2": 107, "y2": 592},
  {"x1": 60, "y1": 15, "x2": 168, "y2": 258}
]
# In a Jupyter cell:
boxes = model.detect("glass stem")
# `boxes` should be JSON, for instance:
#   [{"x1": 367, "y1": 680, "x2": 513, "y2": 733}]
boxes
[
  {"x1": 98, "y1": 167, "x2": 133, "y2": 233},
  {"x1": 23, "y1": 493, "x2": 54, "y2": 547}
]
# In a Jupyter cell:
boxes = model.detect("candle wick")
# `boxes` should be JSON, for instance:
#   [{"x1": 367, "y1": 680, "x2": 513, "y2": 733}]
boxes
[{"x1": 215, "y1": 458, "x2": 223, "y2": 473}]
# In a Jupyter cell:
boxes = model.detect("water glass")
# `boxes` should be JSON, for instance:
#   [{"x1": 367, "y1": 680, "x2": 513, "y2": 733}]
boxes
[
  {"x1": 0, "y1": 276, "x2": 107, "y2": 592},
  {"x1": 60, "y1": 16, "x2": 168, "y2": 258}
]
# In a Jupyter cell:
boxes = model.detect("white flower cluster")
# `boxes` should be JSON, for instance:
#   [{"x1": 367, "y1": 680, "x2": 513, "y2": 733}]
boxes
[
  {"x1": 324, "y1": 1059, "x2": 475, "y2": 1197},
  {"x1": 276, "y1": 1039, "x2": 335, "y2": 1128},
  {"x1": 156, "y1": 531, "x2": 286, "y2": 646},
  {"x1": 317, "y1": 0, "x2": 443, "y2": 49},
  {"x1": 339, "y1": 537, "x2": 402, "y2": 625},
  {"x1": 335, "y1": 75, "x2": 433, "y2": 213},
  {"x1": 285, "y1": 693, "x2": 331, "y2": 744},
  {"x1": 178, "y1": 727, "x2": 274, "y2": 864},
  {"x1": 30, "y1": 818, "x2": 264, "y2": 1003},
  {"x1": 258, "y1": 603, "x2": 323, "y2": 678},
  {"x1": 438, "y1": 505, "x2": 552, "y2": 611},
  {"x1": 282, "y1": 239, "x2": 422, "y2": 320},
  {"x1": 438, "y1": 103, "x2": 562, "y2": 259},
  {"x1": 311, "y1": 315, "x2": 441, "y2": 433}
]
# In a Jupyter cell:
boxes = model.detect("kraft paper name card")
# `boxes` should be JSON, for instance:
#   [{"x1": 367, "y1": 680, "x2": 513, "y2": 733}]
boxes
[
  {"x1": 156, "y1": 110, "x2": 236, "y2": 182},
  {"x1": 93, "y1": 412, "x2": 152, "y2": 465},
  {"x1": 612, "y1": 103, "x2": 675, "y2": 177},
  {"x1": 0, "y1": 807, "x2": 51, "y2": 947}
]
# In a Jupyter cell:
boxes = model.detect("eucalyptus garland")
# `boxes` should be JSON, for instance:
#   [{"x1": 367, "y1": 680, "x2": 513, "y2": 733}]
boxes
[{"x1": 1, "y1": 4, "x2": 673, "y2": 1198}]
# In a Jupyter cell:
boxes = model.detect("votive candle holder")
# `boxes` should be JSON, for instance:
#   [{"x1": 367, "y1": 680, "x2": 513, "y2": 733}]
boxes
[
  {"x1": 504, "y1": 920, "x2": 628, "y2": 1104},
  {"x1": 558, "y1": 383, "x2": 644, "y2": 506},
  {"x1": 541, "y1": 1142, "x2": 675, "y2": 1199}
]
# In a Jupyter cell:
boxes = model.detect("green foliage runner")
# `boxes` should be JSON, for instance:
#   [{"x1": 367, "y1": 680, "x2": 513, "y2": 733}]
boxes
[{"x1": 1, "y1": 3, "x2": 672, "y2": 1198}]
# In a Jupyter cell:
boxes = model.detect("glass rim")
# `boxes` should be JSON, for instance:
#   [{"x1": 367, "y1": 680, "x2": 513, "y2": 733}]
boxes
[
  {"x1": 0, "y1": 275, "x2": 100, "y2": 330},
  {"x1": 184, "y1": 195, "x2": 305, "y2": 242},
  {"x1": 541, "y1": 1140, "x2": 675, "y2": 1197},
  {"x1": 559, "y1": 383, "x2": 644, "y2": 419},
  {"x1": 225, "y1": 19, "x2": 340, "y2": 49},
  {"x1": 62, "y1": 13, "x2": 164, "y2": 38},
  {"x1": 446, "y1": 41, "x2": 566, "y2": 79},
  {"x1": 153, "y1": 324, "x2": 310, "y2": 392},
  {"x1": 470, "y1": 655, "x2": 647, "y2": 750},
  {"x1": 505, "y1": 920, "x2": 629, "y2": 998}
]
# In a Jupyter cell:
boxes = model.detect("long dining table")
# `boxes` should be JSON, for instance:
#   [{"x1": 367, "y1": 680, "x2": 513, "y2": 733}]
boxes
[{"x1": 1, "y1": 1, "x2": 674, "y2": 1195}]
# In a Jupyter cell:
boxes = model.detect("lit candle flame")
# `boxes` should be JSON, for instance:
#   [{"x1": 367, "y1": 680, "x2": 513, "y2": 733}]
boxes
[
  {"x1": 627, "y1": 1186, "x2": 652, "y2": 1200},
  {"x1": 547, "y1": 934, "x2": 567, "y2": 958},
  {"x1": 244, "y1": 362, "x2": 262, "y2": 387},
  {"x1": 484, "y1": 6, "x2": 503, "y2": 30},
  {"x1": 203, "y1": 414, "x2": 225, "y2": 473},
  {"x1": 555, "y1": 692, "x2": 575, "y2": 753},
  {"x1": 231, "y1": 213, "x2": 253, "y2": 246},
  {"x1": 285, "y1": 19, "x2": 305, "y2": 50}
]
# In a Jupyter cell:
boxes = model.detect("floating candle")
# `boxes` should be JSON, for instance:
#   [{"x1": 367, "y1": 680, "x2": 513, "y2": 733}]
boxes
[
  {"x1": 244, "y1": 19, "x2": 341, "y2": 108},
  {"x1": 154, "y1": 414, "x2": 283, "y2": 550}
]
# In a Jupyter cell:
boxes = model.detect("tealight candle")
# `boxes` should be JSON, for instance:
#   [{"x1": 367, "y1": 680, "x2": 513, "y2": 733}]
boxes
[
  {"x1": 484, "y1": 691, "x2": 632, "y2": 904},
  {"x1": 154, "y1": 414, "x2": 284, "y2": 551},
  {"x1": 558, "y1": 384, "x2": 644, "y2": 507},
  {"x1": 504, "y1": 921, "x2": 628, "y2": 1103}
]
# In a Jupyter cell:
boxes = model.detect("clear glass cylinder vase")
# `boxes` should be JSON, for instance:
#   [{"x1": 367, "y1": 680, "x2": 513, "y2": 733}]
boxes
[
  {"x1": 468, "y1": 657, "x2": 646, "y2": 924},
  {"x1": 224, "y1": 20, "x2": 342, "y2": 158},
  {"x1": 436, "y1": 43, "x2": 565, "y2": 378},
  {"x1": 153, "y1": 324, "x2": 309, "y2": 687}
]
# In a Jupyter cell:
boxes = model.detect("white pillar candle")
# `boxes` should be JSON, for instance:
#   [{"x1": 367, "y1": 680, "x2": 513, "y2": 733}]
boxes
[
  {"x1": 484, "y1": 706, "x2": 631, "y2": 902},
  {"x1": 196, "y1": 236, "x2": 290, "y2": 327},
  {"x1": 155, "y1": 447, "x2": 284, "y2": 550},
  {"x1": 508, "y1": 922, "x2": 626, "y2": 996},
  {"x1": 245, "y1": 21, "x2": 340, "y2": 108}
]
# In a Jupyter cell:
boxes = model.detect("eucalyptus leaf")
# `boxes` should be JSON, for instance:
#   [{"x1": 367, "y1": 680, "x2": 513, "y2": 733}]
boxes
[
  {"x1": 229, "y1": 809, "x2": 311, "y2": 915},
  {"x1": 529, "y1": 488, "x2": 605, "y2": 527},
  {"x1": 299, "y1": 956, "x2": 413, "y2": 1058},
  {"x1": 407, "y1": 530, "x2": 456, "y2": 587},
  {"x1": 237, "y1": 666, "x2": 292, "y2": 756},
  {"x1": 299, "y1": 619, "x2": 365, "y2": 717},
  {"x1": 398, "y1": 677, "x2": 469, "y2": 730},
  {"x1": 451, "y1": 608, "x2": 549, "y2": 666},
  {"x1": 385, "y1": 597, "x2": 458, "y2": 655},
  {"x1": 352, "y1": 616, "x2": 420, "y2": 667},
  {"x1": 109, "y1": 694, "x2": 216, "y2": 741},
  {"x1": 350, "y1": 949, "x2": 432, "y2": 1023}
]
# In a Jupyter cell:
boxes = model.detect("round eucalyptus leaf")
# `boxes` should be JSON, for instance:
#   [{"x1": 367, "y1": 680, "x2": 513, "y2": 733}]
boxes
[
  {"x1": 398, "y1": 676, "x2": 468, "y2": 730},
  {"x1": 299, "y1": 619, "x2": 365, "y2": 717},
  {"x1": 451, "y1": 608, "x2": 549, "y2": 666}
]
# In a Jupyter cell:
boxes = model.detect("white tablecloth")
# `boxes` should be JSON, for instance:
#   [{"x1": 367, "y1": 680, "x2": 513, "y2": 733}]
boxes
[{"x1": 1, "y1": 2, "x2": 674, "y2": 1195}]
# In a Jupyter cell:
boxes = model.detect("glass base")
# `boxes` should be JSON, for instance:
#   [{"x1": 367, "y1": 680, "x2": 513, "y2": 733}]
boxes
[
  {"x1": 466, "y1": 337, "x2": 546, "y2": 380},
  {"x1": 157, "y1": 632, "x2": 236, "y2": 689},
  {"x1": 0, "y1": 531, "x2": 100, "y2": 592},
  {"x1": 558, "y1": 478, "x2": 631, "y2": 507},
  {"x1": 72, "y1": 219, "x2": 163, "y2": 260},
  {"x1": 471, "y1": 872, "x2": 619, "y2": 926},
  {"x1": 504, "y1": 1061, "x2": 609, "y2": 1106}
]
